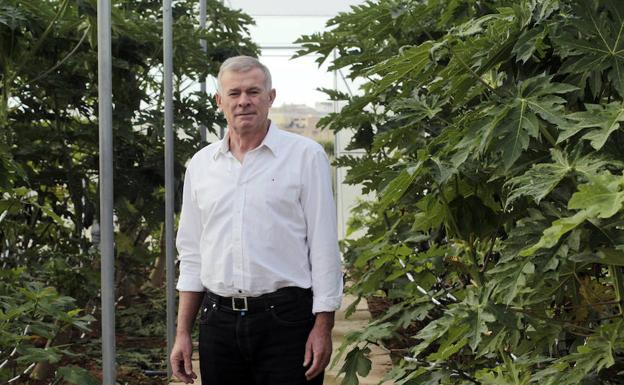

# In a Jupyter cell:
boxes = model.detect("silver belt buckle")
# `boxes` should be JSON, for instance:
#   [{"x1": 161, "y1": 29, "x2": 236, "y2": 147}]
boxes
[{"x1": 232, "y1": 296, "x2": 248, "y2": 311}]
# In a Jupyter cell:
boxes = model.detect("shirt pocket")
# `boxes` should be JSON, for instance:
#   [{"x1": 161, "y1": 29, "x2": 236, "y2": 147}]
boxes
[
  {"x1": 257, "y1": 172, "x2": 301, "y2": 218},
  {"x1": 245, "y1": 171, "x2": 301, "y2": 244}
]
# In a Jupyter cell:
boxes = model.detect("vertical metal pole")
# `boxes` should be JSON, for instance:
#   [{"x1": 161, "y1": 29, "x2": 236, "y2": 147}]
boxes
[
  {"x1": 218, "y1": 0, "x2": 225, "y2": 140},
  {"x1": 97, "y1": 0, "x2": 115, "y2": 382},
  {"x1": 163, "y1": 0, "x2": 176, "y2": 378},
  {"x1": 332, "y1": 48, "x2": 343, "y2": 238},
  {"x1": 332, "y1": 48, "x2": 339, "y2": 190},
  {"x1": 199, "y1": 0, "x2": 207, "y2": 142}
]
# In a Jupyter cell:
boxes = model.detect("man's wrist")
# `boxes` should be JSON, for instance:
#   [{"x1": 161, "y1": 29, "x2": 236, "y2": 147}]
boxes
[
  {"x1": 314, "y1": 311, "x2": 335, "y2": 331},
  {"x1": 175, "y1": 328, "x2": 193, "y2": 338}
]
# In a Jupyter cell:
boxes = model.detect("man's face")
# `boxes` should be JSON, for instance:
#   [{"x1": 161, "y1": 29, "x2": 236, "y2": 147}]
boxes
[{"x1": 216, "y1": 68, "x2": 276, "y2": 135}]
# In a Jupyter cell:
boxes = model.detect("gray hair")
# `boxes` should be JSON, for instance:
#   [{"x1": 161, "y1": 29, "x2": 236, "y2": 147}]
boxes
[{"x1": 217, "y1": 55, "x2": 272, "y2": 92}]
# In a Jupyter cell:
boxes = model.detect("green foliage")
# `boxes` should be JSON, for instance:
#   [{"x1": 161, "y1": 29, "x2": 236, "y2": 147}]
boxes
[
  {"x1": 339, "y1": 347, "x2": 372, "y2": 385},
  {"x1": 0, "y1": 268, "x2": 96, "y2": 384},
  {"x1": 57, "y1": 366, "x2": 99, "y2": 385},
  {"x1": 297, "y1": 0, "x2": 624, "y2": 383}
]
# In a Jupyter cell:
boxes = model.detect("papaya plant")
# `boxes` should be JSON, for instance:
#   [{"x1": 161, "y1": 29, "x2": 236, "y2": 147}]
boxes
[{"x1": 296, "y1": 0, "x2": 624, "y2": 384}]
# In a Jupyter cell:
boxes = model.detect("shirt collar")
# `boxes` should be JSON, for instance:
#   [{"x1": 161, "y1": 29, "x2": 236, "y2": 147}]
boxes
[
  {"x1": 213, "y1": 121, "x2": 280, "y2": 160},
  {"x1": 260, "y1": 122, "x2": 280, "y2": 157},
  {"x1": 215, "y1": 130, "x2": 230, "y2": 159}
]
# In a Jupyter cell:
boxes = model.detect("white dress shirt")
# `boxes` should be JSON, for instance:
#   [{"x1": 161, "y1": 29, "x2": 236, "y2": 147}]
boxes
[{"x1": 176, "y1": 123, "x2": 343, "y2": 313}]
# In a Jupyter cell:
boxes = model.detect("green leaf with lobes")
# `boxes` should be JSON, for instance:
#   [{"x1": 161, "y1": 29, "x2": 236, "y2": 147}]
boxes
[
  {"x1": 558, "y1": 102, "x2": 624, "y2": 150},
  {"x1": 532, "y1": 320, "x2": 624, "y2": 384},
  {"x1": 464, "y1": 75, "x2": 575, "y2": 170},
  {"x1": 378, "y1": 162, "x2": 422, "y2": 211},
  {"x1": 489, "y1": 259, "x2": 536, "y2": 304},
  {"x1": 366, "y1": 42, "x2": 434, "y2": 94},
  {"x1": 567, "y1": 173, "x2": 624, "y2": 218},
  {"x1": 339, "y1": 347, "x2": 372, "y2": 385},
  {"x1": 16, "y1": 346, "x2": 61, "y2": 364},
  {"x1": 505, "y1": 149, "x2": 609, "y2": 205},
  {"x1": 464, "y1": 289, "x2": 497, "y2": 351},
  {"x1": 569, "y1": 248, "x2": 624, "y2": 266},
  {"x1": 56, "y1": 366, "x2": 98, "y2": 385},
  {"x1": 522, "y1": 173, "x2": 624, "y2": 255},
  {"x1": 556, "y1": 0, "x2": 624, "y2": 98},
  {"x1": 505, "y1": 149, "x2": 572, "y2": 205},
  {"x1": 512, "y1": 27, "x2": 549, "y2": 64}
]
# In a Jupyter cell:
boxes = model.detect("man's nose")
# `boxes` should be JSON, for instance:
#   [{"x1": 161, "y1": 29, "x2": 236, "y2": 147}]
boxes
[{"x1": 237, "y1": 93, "x2": 251, "y2": 107}]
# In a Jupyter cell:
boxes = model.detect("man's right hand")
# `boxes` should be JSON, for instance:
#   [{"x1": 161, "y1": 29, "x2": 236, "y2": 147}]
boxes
[{"x1": 170, "y1": 333, "x2": 197, "y2": 384}]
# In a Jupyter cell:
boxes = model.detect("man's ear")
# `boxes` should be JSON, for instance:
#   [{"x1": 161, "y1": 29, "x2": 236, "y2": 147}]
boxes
[
  {"x1": 269, "y1": 89, "x2": 276, "y2": 106},
  {"x1": 215, "y1": 92, "x2": 222, "y2": 109}
]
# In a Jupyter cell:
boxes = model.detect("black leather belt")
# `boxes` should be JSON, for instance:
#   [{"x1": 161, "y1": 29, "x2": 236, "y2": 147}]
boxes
[{"x1": 204, "y1": 286, "x2": 312, "y2": 313}]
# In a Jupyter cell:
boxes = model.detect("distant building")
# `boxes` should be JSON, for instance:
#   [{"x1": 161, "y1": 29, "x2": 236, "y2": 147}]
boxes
[{"x1": 269, "y1": 103, "x2": 334, "y2": 143}]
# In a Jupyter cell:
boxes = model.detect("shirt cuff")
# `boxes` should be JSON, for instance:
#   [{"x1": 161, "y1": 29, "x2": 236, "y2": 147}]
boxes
[
  {"x1": 312, "y1": 295, "x2": 342, "y2": 314},
  {"x1": 176, "y1": 273, "x2": 205, "y2": 292}
]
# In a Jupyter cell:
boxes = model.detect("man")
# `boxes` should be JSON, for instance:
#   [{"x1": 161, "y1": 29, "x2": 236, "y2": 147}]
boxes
[{"x1": 170, "y1": 55, "x2": 343, "y2": 385}]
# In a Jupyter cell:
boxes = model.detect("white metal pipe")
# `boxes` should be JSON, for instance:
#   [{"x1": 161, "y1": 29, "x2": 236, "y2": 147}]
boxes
[
  {"x1": 218, "y1": 0, "x2": 225, "y2": 139},
  {"x1": 163, "y1": 0, "x2": 176, "y2": 378},
  {"x1": 199, "y1": 0, "x2": 207, "y2": 142},
  {"x1": 97, "y1": 0, "x2": 116, "y2": 381}
]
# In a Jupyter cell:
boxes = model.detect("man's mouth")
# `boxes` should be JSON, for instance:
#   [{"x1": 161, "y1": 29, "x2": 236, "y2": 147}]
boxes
[{"x1": 236, "y1": 112, "x2": 255, "y2": 117}]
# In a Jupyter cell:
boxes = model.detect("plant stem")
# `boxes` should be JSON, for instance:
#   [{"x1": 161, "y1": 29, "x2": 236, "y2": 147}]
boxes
[
  {"x1": 609, "y1": 265, "x2": 624, "y2": 315},
  {"x1": 511, "y1": 307, "x2": 595, "y2": 335},
  {"x1": 26, "y1": 28, "x2": 90, "y2": 87},
  {"x1": 448, "y1": 45, "x2": 507, "y2": 100},
  {"x1": 537, "y1": 124, "x2": 560, "y2": 149}
]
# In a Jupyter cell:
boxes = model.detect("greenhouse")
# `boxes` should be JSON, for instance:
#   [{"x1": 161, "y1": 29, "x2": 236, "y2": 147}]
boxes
[{"x1": 2, "y1": 0, "x2": 624, "y2": 385}]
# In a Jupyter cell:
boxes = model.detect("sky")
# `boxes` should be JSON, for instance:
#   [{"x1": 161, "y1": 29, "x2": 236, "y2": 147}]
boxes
[
  {"x1": 220, "y1": 0, "x2": 366, "y2": 107},
  {"x1": 226, "y1": 0, "x2": 365, "y2": 16}
]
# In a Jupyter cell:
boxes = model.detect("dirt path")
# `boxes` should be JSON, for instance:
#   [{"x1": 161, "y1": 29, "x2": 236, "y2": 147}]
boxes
[{"x1": 170, "y1": 295, "x2": 392, "y2": 385}]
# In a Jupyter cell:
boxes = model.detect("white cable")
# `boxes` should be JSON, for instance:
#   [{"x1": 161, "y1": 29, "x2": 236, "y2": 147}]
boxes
[
  {"x1": 23, "y1": 362, "x2": 35, "y2": 374},
  {"x1": 398, "y1": 257, "x2": 443, "y2": 306}
]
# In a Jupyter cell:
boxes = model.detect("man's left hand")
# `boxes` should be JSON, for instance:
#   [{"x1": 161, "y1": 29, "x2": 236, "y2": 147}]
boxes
[{"x1": 303, "y1": 312, "x2": 335, "y2": 380}]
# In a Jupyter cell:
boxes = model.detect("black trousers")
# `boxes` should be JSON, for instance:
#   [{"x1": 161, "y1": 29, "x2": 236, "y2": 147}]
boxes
[{"x1": 198, "y1": 289, "x2": 324, "y2": 385}]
